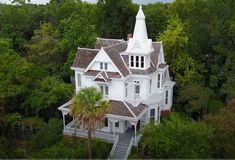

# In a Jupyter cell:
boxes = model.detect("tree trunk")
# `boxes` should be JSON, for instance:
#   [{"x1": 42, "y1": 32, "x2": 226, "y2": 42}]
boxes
[{"x1": 87, "y1": 127, "x2": 92, "y2": 159}]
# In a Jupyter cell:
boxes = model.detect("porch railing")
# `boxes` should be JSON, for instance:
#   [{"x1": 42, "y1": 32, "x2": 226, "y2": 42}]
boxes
[
  {"x1": 63, "y1": 121, "x2": 115, "y2": 143},
  {"x1": 124, "y1": 137, "x2": 134, "y2": 160},
  {"x1": 108, "y1": 134, "x2": 119, "y2": 159}
]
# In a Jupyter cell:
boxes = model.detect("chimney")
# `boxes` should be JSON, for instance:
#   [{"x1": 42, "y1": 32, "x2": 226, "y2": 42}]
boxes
[{"x1": 127, "y1": 33, "x2": 133, "y2": 41}]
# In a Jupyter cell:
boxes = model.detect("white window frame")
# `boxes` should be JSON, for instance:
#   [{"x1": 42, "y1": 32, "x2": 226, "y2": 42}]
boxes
[
  {"x1": 165, "y1": 90, "x2": 169, "y2": 105},
  {"x1": 157, "y1": 74, "x2": 161, "y2": 88},
  {"x1": 125, "y1": 83, "x2": 128, "y2": 98},
  {"x1": 104, "y1": 63, "x2": 108, "y2": 70},
  {"x1": 150, "y1": 108, "x2": 155, "y2": 121},
  {"x1": 100, "y1": 62, "x2": 103, "y2": 70},
  {"x1": 100, "y1": 85, "x2": 109, "y2": 98},
  {"x1": 77, "y1": 73, "x2": 82, "y2": 87},
  {"x1": 134, "y1": 84, "x2": 140, "y2": 98},
  {"x1": 129, "y1": 55, "x2": 145, "y2": 69}
]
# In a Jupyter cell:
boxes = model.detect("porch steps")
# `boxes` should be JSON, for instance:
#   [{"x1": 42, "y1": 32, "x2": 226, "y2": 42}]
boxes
[{"x1": 111, "y1": 141, "x2": 130, "y2": 159}]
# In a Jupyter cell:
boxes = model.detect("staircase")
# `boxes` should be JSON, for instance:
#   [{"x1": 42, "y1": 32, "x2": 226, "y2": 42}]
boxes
[
  {"x1": 109, "y1": 129, "x2": 135, "y2": 160},
  {"x1": 112, "y1": 141, "x2": 130, "y2": 159}
]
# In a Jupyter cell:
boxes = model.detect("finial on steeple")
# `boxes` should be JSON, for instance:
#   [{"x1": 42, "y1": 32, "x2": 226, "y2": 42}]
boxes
[{"x1": 136, "y1": 4, "x2": 145, "y2": 19}]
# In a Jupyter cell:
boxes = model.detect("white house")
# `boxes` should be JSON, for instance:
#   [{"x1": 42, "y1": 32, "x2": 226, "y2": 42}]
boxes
[{"x1": 58, "y1": 5, "x2": 175, "y2": 152}]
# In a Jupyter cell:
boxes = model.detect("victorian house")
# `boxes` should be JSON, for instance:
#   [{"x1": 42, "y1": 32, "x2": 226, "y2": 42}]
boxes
[{"x1": 58, "y1": 5, "x2": 175, "y2": 159}]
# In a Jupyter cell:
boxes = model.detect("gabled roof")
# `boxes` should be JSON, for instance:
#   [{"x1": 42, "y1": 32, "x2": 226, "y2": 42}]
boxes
[
  {"x1": 72, "y1": 39, "x2": 162, "y2": 76},
  {"x1": 109, "y1": 100, "x2": 147, "y2": 118},
  {"x1": 72, "y1": 48, "x2": 99, "y2": 69},
  {"x1": 95, "y1": 38, "x2": 125, "y2": 49},
  {"x1": 103, "y1": 42, "x2": 130, "y2": 77},
  {"x1": 94, "y1": 72, "x2": 111, "y2": 83},
  {"x1": 84, "y1": 70, "x2": 122, "y2": 79}
]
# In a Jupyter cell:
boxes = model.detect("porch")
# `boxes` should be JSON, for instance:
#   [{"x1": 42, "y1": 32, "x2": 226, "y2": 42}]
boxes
[{"x1": 63, "y1": 120, "x2": 142, "y2": 146}]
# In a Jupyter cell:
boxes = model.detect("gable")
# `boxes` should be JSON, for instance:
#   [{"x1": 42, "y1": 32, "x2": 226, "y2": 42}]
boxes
[{"x1": 85, "y1": 48, "x2": 122, "y2": 75}]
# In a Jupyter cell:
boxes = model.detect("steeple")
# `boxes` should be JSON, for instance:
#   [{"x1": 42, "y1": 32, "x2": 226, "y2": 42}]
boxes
[
  {"x1": 133, "y1": 5, "x2": 148, "y2": 44},
  {"x1": 126, "y1": 5, "x2": 153, "y2": 55}
]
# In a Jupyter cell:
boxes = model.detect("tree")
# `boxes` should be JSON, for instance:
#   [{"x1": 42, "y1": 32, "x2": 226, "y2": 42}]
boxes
[
  {"x1": 26, "y1": 23, "x2": 63, "y2": 74},
  {"x1": 58, "y1": 13, "x2": 97, "y2": 78},
  {"x1": 205, "y1": 99, "x2": 235, "y2": 158},
  {"x1": 176, "y1": 83, "x2": 212, "y2": 119},
  {"x1": 22, "y1": 76, "x2": 73, "y2": 117},
  {"x1": 71, "y1": 87, "x2": 109, "y2": 159},
  {"x1": 158, "y1": 16, "x2": 189, "y2": 66},
  {"x1": 140, "y1": 113, "x2": 213, "y2": 159},
  {"x1": 144, "y1": 3, "x2": 169, "y2": 39},
  {"x1": 0, "y1": 43, "x2": 47, "y2": 113},
  {"x1": 158, "y1": 17, "x2": 205, "y2": 85},
  {"x1": 96, "y1": 0, "x2": 136, "y2": 39}
]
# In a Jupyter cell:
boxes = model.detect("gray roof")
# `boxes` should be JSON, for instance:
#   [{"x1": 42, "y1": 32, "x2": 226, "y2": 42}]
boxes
[
  {"x1": 103, "y1": 42, "x2": 130, "y2": 77},
  {"x1": 72, "y1": 38, "x2": 162, "y2": 77},
  {"x1": 95, "y1": 38, "x2": 125, "y2": 49},
  {"x1": 72, "y1": 48, "x2": 99, "y2": 69}
]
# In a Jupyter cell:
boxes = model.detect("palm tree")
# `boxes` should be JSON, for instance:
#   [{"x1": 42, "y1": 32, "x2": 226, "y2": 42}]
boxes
[{"x1": 71, "y1": 87, "x2": 109, "y2": 159}]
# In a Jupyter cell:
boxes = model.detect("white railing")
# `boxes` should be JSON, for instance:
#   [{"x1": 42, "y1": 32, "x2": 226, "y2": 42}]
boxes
[
  {"x1": 108, "y1": 134, "x2": 119, "y2": 159},
  {"x1": 63, "y1": 123, "x2": 115, "y2": 143},
  {"x1": 124, "y1": 137, "x2": 134, "y2": 160},
  {"x1": 133, "y1": 134, "x2": 142, "y2": 146}
]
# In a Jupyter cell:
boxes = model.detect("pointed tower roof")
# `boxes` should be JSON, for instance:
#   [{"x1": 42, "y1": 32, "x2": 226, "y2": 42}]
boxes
[
  {"x1": 126, "y1": 5, "x2": 153, "y2": 55},
  {"x1": 133, "y1": 5, "x2": 148, "y2": 44}
]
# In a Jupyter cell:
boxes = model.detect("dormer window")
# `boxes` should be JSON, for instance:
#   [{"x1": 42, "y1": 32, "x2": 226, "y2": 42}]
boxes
[
  {"x1": 129, "y1": 55, "x2": 145, "y2": 69},
  {"x1": 100, "y1": 62, "x2": 108, "y2": 70}
]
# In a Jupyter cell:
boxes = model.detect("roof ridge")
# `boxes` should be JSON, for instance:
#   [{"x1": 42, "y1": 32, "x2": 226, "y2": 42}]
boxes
[
  {"x1": 78, "y1": 47, "x2": 100, "y2": 51},
  {"x1": 123, "y1": 101, "x2": 136, "y2": 118},
  {"x1": 97, "y1": 37, "x2": 124, "y2": 41},
  {"x1": 103, "y1": 41, "x2": 127, "y2": 49}
]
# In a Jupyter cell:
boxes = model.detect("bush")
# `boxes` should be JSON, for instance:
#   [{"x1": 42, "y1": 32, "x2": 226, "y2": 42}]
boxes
[{"x1": 208, "y1": 99, "x2": 224, "y2": 113}]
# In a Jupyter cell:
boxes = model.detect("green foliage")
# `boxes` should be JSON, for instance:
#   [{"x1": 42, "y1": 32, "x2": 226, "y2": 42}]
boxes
[
  {"x1": 58, "y1": 13, "x2": 97, "y2": 76},
  {"x1": 144, "y1": 3, "x2": 169, "y2": 39},
  {"x1": 0, "y1": 49, "x2": 47, "y2": 112},
  {"x1": 0, "y1": 136, "x2": 12, "y2": 158},
  {"x1": 96, "y1": 0, "x2": 136, "y2": 39},
  {"x1": 158, "y1": 16, "x2": 189, "y2": 65},
  {"x1": 174, "y1": 53, "x2": 205, "y2": 85},
  {"x1": 176, "y1": 83, "x2": 212, "y2": 119},
  {"x1": 140, "y1": 113, "x2": 214, "y2": 159},
  {"x1": 205, "y1": 99, "x2": 235, "y2": 158},
  {"x1": 26, "y1": 23, "x2": 63, "y2": 74},
  {"x1": 208, "y1": 99, "x2": 224, "y2": 113},
  {"x1": 35, "y1": 138, "x2": 111, "y2": 159},
  {"x1": 30, "y1": 118, "x2": 62, "y2": 151},
  {"x1": 22, "y1": 76, "x2": 73, "y2": 115}
]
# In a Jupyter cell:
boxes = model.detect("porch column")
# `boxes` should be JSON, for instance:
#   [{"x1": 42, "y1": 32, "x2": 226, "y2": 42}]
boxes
[
  {"x1": 62, "y1": 112, "x2": 66, "y2": 127},
  {"x1": 134, "y1": 123, "x2": 137, "y2": 144}
]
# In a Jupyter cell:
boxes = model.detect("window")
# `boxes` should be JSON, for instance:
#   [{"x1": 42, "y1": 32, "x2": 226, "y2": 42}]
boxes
[
  {"x1": 104, "y1": 63, "x2": 108, "y2": 70},
  {"x1": 100, "y1": 85, "x2": 109, "y2": 98},
  {"x1": 149, "y1": 79, "x2": 152, "y2": 94},
  {"x1": 104, "y1": 118, "x2": 108, "y2": 127},
  {"x1": 115, "y1": 121, "x2": 119, "y2": 128},
  {"x1": 150, "y1": 108, "x2": 155, "y2": 121},
  {"x1": 157, "y1": 74, "x2": 161, "y2": 88},
  {"x1": 136, "y1": 56, "x2": 139, "y2": 67},
  {"x1": 130, "y1": 56, "x2": 134, "y2": 67},
  {"x1": 100, "y1": 63, "x2": 103, "y2": 70},
  {"x1": 100, "y1": 62, "x2": 108, "y2": 70},
  {"x1": 77, "y1": 73, "x2": 81, "y2": 87},
  {"x1": 141, "y1": 56, "x2": 144, "y2": 68},
  {"x1": 135, "y1": 85, "x2": 140, "y2": 94},
  {"x1": 165, "y1": 90, "x2": 169, "y2": 105}
]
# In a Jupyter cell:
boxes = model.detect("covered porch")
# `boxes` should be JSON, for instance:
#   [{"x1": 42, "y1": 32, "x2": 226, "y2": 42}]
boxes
[{"x1": 58, "y1": 99, "x2": 148, "y2": 145}]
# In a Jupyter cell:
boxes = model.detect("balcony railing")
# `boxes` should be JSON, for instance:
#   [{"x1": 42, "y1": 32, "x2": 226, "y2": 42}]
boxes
[{"x1": 63, "y1": 121, "x2": 115, "y2": 143}]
